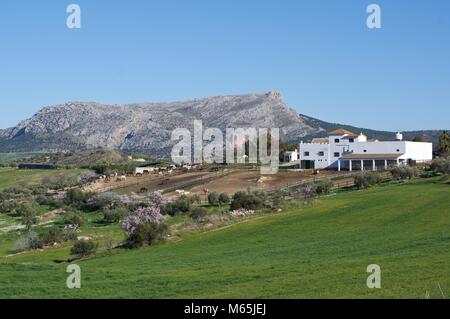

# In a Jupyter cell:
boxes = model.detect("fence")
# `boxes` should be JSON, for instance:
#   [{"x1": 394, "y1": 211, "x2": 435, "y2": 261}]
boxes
[{"x1": 268, "y1": 170, "x2": 393, "y2": 194}]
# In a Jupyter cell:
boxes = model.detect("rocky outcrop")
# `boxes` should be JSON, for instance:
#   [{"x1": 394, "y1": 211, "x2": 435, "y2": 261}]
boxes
[{"x1": 0, "y1": 92, "x2": 321, "y2": 155}]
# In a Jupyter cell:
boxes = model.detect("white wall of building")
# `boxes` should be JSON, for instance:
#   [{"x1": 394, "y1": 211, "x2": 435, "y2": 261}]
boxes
[
  {"x1": 299, "y1": 133, "x2": 433, "y2": 170},
  {"x1": 299, "y1": 142, "x2": 330, "y2": 169},
  {"x1": 403, "y1": 142, "x2": 433, "y2": 162}
]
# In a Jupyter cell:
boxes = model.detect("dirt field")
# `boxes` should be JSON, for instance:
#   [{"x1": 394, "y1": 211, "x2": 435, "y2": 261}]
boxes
[
  {"x1": 85, "y1": 171, "x2": 213, "y2": 194},
  {"x1": 86, "y1": 167, "x2": 345, "y2": 197},
  {"x1": 182, "y1": 169, "x2": 340, "y2": 196}
]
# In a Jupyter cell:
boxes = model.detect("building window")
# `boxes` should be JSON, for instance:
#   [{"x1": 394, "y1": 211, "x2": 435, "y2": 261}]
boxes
[
  {"x1": 334, "y1": 152, "x2": 340, "y2": 157},
  {"x1": 334, "y1": 138, "x2": 340, "y2": 143},
  {"x1": 363, "y1": 150, "x2": 367, "y2": 153},
  {"x1": 304, "y1": 151, "x2": 309, "y2": 156},
  {"x1": 318, "y1": 151, "x2": 325, "y2": 156},
  {"x1": 349, "y1": 138, "x2": 354, "y2": 143}
]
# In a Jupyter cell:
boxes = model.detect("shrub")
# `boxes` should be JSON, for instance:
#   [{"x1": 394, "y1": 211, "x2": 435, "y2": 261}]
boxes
[
  {"x1": 161, "y1": 203, "x2": 177, "y2": 216},
  {"x1": 162, "y1": 196, "x2": 191, "y2": 216},
  {"x1": 103, "y1": 207, "x2": 129, "y2": 223},
  {"x1": 315, "y1": 179, "x2": 334, "y2": 195},
  {"x1": 218, "y1": 193, "x2": 230, "y2": 205},
  {"x1": 190, "y1": 194, "x2": 202, "y2": 204},
  {"x1": 354, "y1": 172, "x2": 383, "y2": 189},
  {"x1": 0, "y1": 197, "x2": 38, "y2": 216},
  {"x1": 19, "y1": 204, "x2": 38, "y2": 231},
  {"x1": 122, "y1": 206, "x2": 165, "y2": 238},
  {"x1": 125, "y1": 222, "x2": 168, "y2": 248},
  {"x1": 79, "y1": 170, "x2": 98, "y2": 183},
  {"x1": 300, "y1": 184, "x2": 317, "y2": 205},
  {"x1": 391, "y1": 166, "x2": 419, "y2": 180},
  {"x1": 121, "y1": 195, "x2": 170, "y2": 248},
  {"x1": 190, "y1": 207, "x2": 208, "y2": 221},
  {"x1": 35, "y1": 195, "x2": 57, "y2": 206},
  {"x1": 268, "y1": 191, "x2": 286, "y2": 208},
  {"x1": 208, "y1": 192, "x2": 220, "y2": 205},
  {"x1": 15, "y1": 231, "x2": 43, "y2": 252},
  {"x1": 230, "y1": 190, "x2": 265, "y2": 211},
  {"x1": 63, "y1": 189, "x2": 91, "y2": 206},
  {"x1": 175, "y1": 195, "x2": 191, "y2": 213},
  {"x1": 41, "y1": 226, "x2": 64, "y2": 245},
  {"x1": 430, "y1": 157, "x2": 450, "y2": 175},
  {"x1": 70, "y1": 240, "x2": 98, "y2": 258},
  {"x1": 63, "y1": 211, "x2": 85, "y2": 226}
]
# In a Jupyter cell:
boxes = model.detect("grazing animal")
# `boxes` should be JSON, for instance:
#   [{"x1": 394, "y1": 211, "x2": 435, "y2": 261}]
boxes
[{"x1": 138, "y1": 187, "x2": 148, "y2": 193}]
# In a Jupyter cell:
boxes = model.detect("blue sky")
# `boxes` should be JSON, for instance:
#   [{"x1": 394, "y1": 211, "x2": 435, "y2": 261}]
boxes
[{"x1": 0, "y1": 0, "x2": 449, "y2": 131}]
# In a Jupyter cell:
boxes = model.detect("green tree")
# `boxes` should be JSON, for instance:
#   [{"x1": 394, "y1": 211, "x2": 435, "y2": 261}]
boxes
[
  {"x1": 218, "y1": 193, "x2": 230, "y2": 205},
  {"x1": 70, "y1": 240, "x2": 98, "y2": 259},
  {"x1": 20, "y1": 204, "x2": 38, "y2": 231},
  {"x1": 437, "y1": 131, "x2": 450, "y2": 156},
  {"x1": 412, "y1": 134, "x2": 426, "y2": 142},
  {"x1": 208, "y1": 192, "x2": 220, "y2": 205}
]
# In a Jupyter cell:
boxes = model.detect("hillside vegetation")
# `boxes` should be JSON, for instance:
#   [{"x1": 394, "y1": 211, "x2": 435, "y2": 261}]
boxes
[
  {"x1": 0, "y1": 178, "x2": 449, "y2": 298},
  {"x1": 300, "y1": 114, "x2": 443, "y2": 143},
  {"x1": 0, "y1": 167, "x2": 85, "y2": 190}
]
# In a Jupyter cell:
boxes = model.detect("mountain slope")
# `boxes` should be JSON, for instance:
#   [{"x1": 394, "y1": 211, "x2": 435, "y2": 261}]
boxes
[
  {"x1": 0, "y1": 92, "x2": 445, "y2": 155},
  {"x1": 0, "y1": 92, "x2": 320, "y2": 154}
]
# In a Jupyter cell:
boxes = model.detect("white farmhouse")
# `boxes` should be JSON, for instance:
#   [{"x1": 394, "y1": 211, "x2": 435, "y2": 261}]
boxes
[
  {"x1": 283, "y1": 149, "x2": 299, "y2": 162},
  {"x1": 299, "y1": 129, "x2": 433, "y2": 171}
]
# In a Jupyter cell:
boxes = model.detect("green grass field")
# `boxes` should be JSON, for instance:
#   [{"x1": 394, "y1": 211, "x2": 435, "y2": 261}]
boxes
[
  {"x1": 0, "y1": 152, "x2": 45, "y2": 164},
  {"x1": 0, "y1": 167, "x2": 85, "y2": 190},
  {"x1": 0, "y1": 178, "x2": 449, "y2": 298}
]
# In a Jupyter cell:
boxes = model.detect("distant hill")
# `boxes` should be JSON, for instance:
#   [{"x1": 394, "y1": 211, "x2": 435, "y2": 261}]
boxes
[
  {"x1": 0, "y1": 92, "x2": 445, "y2": 155},
  {"x1": 0, "y1": 92, "x2": 318, "y2": 155},
  {"x1": 5, "y1": 149, "x2": 130, "y2": 168},
  {"x1": 299, "y1": 114, "x2": 443, "y2": 144}
]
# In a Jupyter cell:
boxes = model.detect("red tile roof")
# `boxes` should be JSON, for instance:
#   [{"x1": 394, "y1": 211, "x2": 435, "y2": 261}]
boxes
[{"x1": 329, "y1": 129, "x2": 356, "y2": 135}]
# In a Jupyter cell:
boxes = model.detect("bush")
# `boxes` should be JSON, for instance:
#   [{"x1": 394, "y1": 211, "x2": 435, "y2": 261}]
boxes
[
  {"x1": 41, "y1": 226, "x2": 64, "y2": 245},
  {"x1": 70, "y1": 240, "x2": 98, "y2": 258},
  {"x1": 63, "y1": 189, "x2": 109, "y2": 212},
  {"x1": 176, "y1": 195, "x2": 192, "y2": 212},
  {"x1": 218, "y1": 193, "x2": 230, "y2": 205},
  {"x1": 63, "y1": 211, "x2": 85, "y2": 226},
  {"x1": 315, "y1": 179, "x2": 334, "y2": 195},
  {"x1": 231, "y1": 190, "x2": 265, "y2": 211},
  {"x1": 20, "y1": 205, "x2": 38, "y2": 231},
  {"x1": 391, "y1": 166, "x2": 419, "y2": 180},
  {"x1": 125, "y1": 222, "x2": 168, "y2": 248},
  {"x1": 208, "y1": 192, "x2": 219, "y2": 205},
  {"x1": 0, "y1": 198, "x2": 38, "y2": 217},
  {"x1": 161, "y1": 196, "x2": 191, "y2": 216},
  {"x1": 354, "y1": 172, "x2": 383, "y2": 189},
  {"x1": 190, "y1": 194, "x2": 202, "y2": 204},
  {"x1": 190, "y1": 207, "x2": 208, "y2": 221},
  {"x1": 63, "y1": 188, "x2": 90, "y2": 206},
  {"x1": 430, "y1": 157, "x2": 450, "y2": 175},
  {"x1": 15, "y1": 231, "x2": 43, "y2": 252},
  {"x1": 35, "y1": 195, "x2": 57, "y2": 206},
  {"x1": 103, "y1": 207, "x2": 128, "y2": 223}
]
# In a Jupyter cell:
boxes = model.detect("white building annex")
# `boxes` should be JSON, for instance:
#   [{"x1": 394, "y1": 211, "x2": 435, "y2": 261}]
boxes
[
  {"x1": 298, "y1": 129, "x2": 433, "y2": 171},
  {"x1": 283, "y1": 149, "x2": 299, "y2": 162}
]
